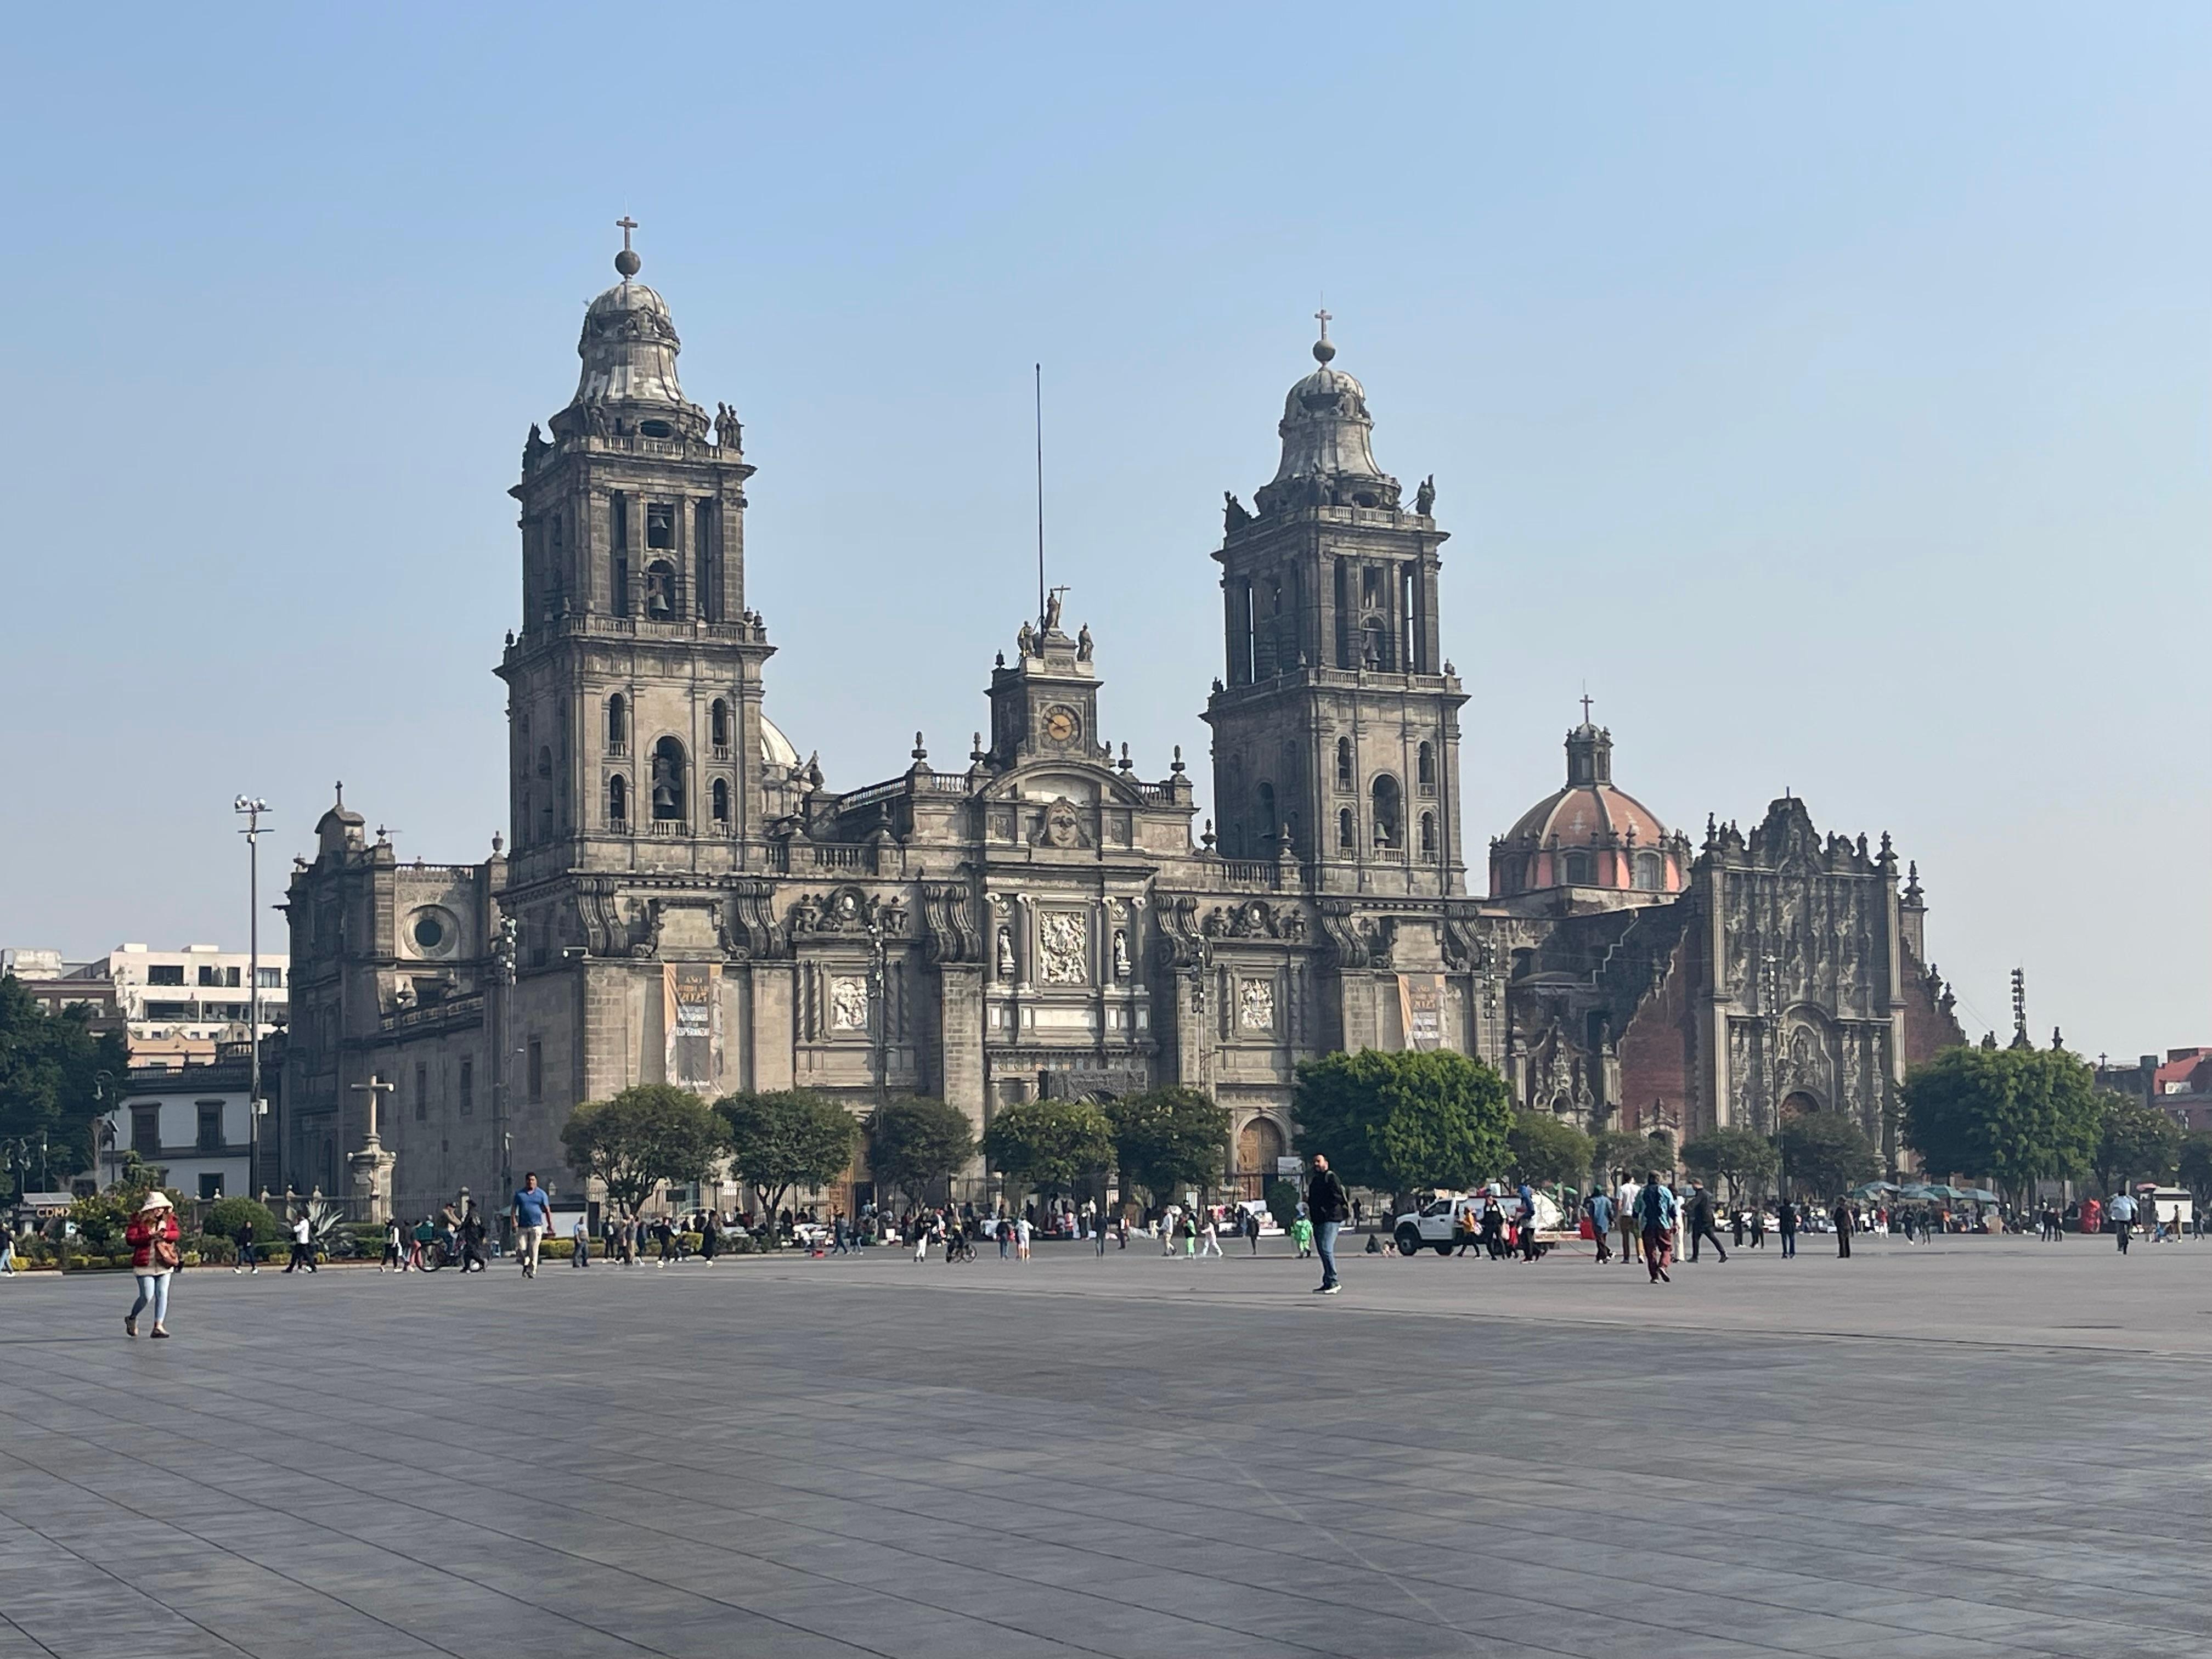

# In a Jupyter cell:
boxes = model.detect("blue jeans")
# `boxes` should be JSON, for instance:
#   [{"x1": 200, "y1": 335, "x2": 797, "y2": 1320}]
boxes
[
  {"x1": 1315, "y1": 1221, "x2": 1342, "y2": 1288},
  {"x1": 129, "y1": 1273, "x2": 171, "y2": 1325}
]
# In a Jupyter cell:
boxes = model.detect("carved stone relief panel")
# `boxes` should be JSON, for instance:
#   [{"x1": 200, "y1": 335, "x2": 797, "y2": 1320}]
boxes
[
  {"x1": 1238, "y1": 977, "x2": 1276, "y2": 1034},
  {"x1": 829, "y1": 975, "x2": 871, "y2": 1033},
  {"x1": 1037, "y1": 911, "x2": 1089, "y2": 985}
]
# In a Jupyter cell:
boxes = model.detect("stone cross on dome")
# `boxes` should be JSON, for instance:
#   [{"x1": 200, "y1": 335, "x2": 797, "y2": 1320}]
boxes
[
  {"x1": 613, "y1": 216, "x2": 641, "y2": 278},
  {"x1": 1580, "y1": 693, "x2": 1594, "y2": 725}
]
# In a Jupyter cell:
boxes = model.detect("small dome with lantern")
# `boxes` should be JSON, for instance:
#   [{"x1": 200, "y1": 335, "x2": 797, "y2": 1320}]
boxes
[{"x1": 1490, "y1": 710, "x2": 1689, "y2": 898}]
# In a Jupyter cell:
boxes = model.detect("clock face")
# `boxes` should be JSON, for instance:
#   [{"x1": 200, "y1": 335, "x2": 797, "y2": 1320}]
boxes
[{"x1": 1041, "y1": 704, "x2": 1080, "y2": 746}]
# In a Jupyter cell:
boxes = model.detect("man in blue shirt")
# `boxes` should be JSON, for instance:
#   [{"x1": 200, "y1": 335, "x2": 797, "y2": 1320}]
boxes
[
  {"x1": 512, "y1": 1172, "x2": 553, "y2": 1278},
  {"x1": 1584, "y1": 1189, "x2": 1615, "y2": 1263}
]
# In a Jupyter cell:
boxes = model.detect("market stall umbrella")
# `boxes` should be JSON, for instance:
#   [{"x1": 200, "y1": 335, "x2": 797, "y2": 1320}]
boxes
[
  {"x1": 1958, "y1": 1188, "x2": 2001, "y2": 1204},
  {"x1": 1850, "y1": 1181, "x2": 1900, "y2": 1199},
  {"x1": 1898, "y1": 1183, "x2": 1942, "y2": 1201}
]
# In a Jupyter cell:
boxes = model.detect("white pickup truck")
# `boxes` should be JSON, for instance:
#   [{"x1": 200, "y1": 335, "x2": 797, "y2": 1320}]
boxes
[{"x1": 1391, "y1": 1190, "x2": 1562, "y2": 1255}]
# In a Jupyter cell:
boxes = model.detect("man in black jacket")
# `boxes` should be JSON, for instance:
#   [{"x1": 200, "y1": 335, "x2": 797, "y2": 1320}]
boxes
[
  {"x1": 1685, "y1": 1179, "x2": 1728, "y2": 1263},
  {"x1": 1306, "y1": 1155, "x2": 1349, "y2": 1294}
]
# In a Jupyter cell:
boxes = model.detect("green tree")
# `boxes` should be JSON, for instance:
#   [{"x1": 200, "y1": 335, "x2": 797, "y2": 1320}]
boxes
[
  {"x1": 981, "y1": 1098, "x2": 1114, "y2": 1201},
  {"x1": 716, "y1": 1090, "x2": 859, "y2": 1218},
  {"x1": 1506, "y1": 1110, "x2": 1594, "y2": 1189},
  {"x1": 1643, "y1": 1129, "x2": 1678, "y2": 1176},
  {"x1": 866, "y1": 1097, "x2": 977, "y2": 1208},
  {"x1": 1679, "y1": 1125, "x2": 1782, "y2": 1201},
  {"x1": 1291, "y1": 1048, "x2": 1511, "y2": 1205},
  {"x1": 1265, "y1": 1180, "x2": 1303, "y2": 1233},
  {"x1": 1592, "y1": 1129, "x2": 1652, "y2": 1183},
  {"x1": 200, "y1": 1195, "x2": 281, "y2": 1244},
  {"x1": 2091, "y1": 1094, "x2": 2182, "y2": 1195},
  {"x1": 563, "y1": 1085, "x2": 731, "y2": 1215},
  {"x1": 0, "y1": 973, "x2": 128, "y2": 1195},
  {"x1": 1777, "y1": 1111, "x2": 1881, "y2": 1200},
  {"x1": 2177, "y1": 1130, "x2": 2212, "y2": 1207},
  {"x1": 1103, "y1": 1086, "x2": 1232, "y2": 1205},
  {"x1": 1901, "y1": 1045, "x2": 2101, "y2": 1197}
]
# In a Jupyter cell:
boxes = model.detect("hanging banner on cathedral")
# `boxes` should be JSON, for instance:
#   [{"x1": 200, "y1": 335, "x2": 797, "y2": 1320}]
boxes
[
  {"x1": 1397, "y1": 973, "x2": 1445, "y2": 1052},
  {"x1": 663, "y1": 963, "x2": 722, "y2": 1092}
]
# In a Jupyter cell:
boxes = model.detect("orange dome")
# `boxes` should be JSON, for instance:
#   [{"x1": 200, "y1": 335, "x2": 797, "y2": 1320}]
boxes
[{"x1": 1491, "y1": 722, "x2": 1685, "y2": 898}]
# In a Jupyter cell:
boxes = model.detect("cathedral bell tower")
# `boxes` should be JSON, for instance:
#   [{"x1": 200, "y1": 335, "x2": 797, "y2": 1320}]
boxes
[
  {"x1": 1202, "y1": 317, "x2": 1468, "y2": 896},
  {"x1": 498, "y1": 225, "x2": 776, "y2": 883}
]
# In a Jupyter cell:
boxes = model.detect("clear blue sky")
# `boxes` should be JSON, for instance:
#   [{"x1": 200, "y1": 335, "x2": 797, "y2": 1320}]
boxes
[{"x1": 2, "y1": 2, "x2": 2203, "y2": 1058}]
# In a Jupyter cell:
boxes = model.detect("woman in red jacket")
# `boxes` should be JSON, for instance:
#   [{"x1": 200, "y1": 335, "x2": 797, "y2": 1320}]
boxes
[{"x1": 123, "y1": 1191, "x2": 182, "y2": 1339}]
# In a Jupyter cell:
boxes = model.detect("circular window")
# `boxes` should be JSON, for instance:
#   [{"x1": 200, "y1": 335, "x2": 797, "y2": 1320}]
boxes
[
  {"x1": 406, "y1": 907, "x2": 460, "y2": 958},
  {"x1": 413, "y1": 914, "x2": 445, "y2": 951}
]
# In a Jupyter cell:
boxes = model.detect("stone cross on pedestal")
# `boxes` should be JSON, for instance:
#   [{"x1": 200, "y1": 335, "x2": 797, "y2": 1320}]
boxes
[{"x1": 347, "y1": 1075, "x2": 398, "y2": 1224}]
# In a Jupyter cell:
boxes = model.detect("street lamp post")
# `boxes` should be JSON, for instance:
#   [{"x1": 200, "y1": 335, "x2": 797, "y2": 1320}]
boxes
[
  {"x1": 493, "y1": 917, "x2": 518, "y2": 1243},
  {"x1": 235, "y1": 797, "x2": 269, "y2": 1200}
]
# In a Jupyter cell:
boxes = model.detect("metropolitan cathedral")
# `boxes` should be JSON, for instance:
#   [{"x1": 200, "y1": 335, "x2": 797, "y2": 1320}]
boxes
[{"x1": 281, "y1": 234, "x2": 1963, "y2": 1216}]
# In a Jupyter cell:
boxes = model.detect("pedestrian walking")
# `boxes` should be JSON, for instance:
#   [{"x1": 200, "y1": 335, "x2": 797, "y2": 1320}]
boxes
[
  {"x1": 1015, "y1": 1214, "x2": 1033, "y2": 1260},
  {"x1": 407, "y1": 1217, "x2": 431, "y2": 1271},
  {"x1": 1778, "y1": 1198, "x2": 1798, "y2": 1259},
  {"x1": 1516, "y1": 1180, "x2": 1542, "y2": 1262},
  {"x1": 123, "y1": 1192, "x2": 180, "y2": 1339},
  {"x1": 1832, "y1": 1198, "x2": 1855, "y2": 1259},
  {"x1": 1685, "y1": 1180, "x2": 1728, "y2": 1263},
  {"x1": 1306, "y1": 1153, "x2": 1348, "y2": 1294},
  {"x1": 1097, "y1": 1210, "x2": 1111, "y2": 1256},
  {"x1": 1635, "y1": 1174, "x2": 1677, "y2": 1284},
  {"x1": 1291, "y1": 1214, "x2": 1313, "y2": 1257},
  {"x1": 831, "y1": 1211, "x2": 851, "y2": 1255},
  {"x1": 913, "y1": 1218, "x2": 932, "y2": 1264},
  {"x1": 571, "y1": 1214, "x2": 590, "y2": 1267},
  {"x1": 1584, "y1": 1189, "x2": 1615, "y2": 1263},
  {"x1": 1614, "y1": 1173, "x2": 1643, "y2": 1267},
  {"x1": 1244, "y1": 1207, "x2": 1261, "y2": 1255},
  {"x1": 460, "y1": 1201, "x2": 488, "y2": 1270},
  {"x1": 284, "y1": 1210, "x2": 317, "y2": 1273},
  {"x1": 1749, "y1": 1205, "x2": 1767, "y2": 1249},
  {"x1": 1198, "y1": 1212, "x2": 1222, "y2": 1257},
  {"x1": 2108, "y1": 1190, "x2": 2137, "y2": 1254},
  {"x1": 233, "y1": 1216, "x2": 261, "y2": 1274},
  {"x1": 380, "y1": 1217, "x2": 403, "y2": 1272},
  {"x1": 512, "y1": 1172, "x2": 552, "y2": 1278},
  {"x1": 0, "y1": 1229, "x2": 14, "y2": 1276}
]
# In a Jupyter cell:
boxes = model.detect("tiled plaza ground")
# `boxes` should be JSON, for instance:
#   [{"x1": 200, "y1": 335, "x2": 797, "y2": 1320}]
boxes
[{"x1": 3, "y1": 1231, "x2": 2210, "y2": 1657}]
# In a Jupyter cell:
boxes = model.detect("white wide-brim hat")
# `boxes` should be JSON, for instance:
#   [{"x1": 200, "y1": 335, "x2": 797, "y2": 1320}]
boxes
[{"x1": 137, "y1": 1192, "x2": 174, "y2": 1212}]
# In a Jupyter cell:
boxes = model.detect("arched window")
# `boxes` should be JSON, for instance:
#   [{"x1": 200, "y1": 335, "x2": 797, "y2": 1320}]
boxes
[
  {"x1": 606, "y1": 774, "x2": 629, "y2": 829},
  {"x1": 709, "y1": 698, "x2": 730, "y2": 753},
  {"x1": 1417, "y1": 741, "x2": 1436, "y2": 793},
  {"x1": 1419, "y1": 811, "x2": 1437, "y2": 860},
  {"x1": 606, "y1": 695, "x2": 627, "y2": 754},
  {"x1": 536, "y1": 745, "x2": 552, "y2": 778},
  {"x1": 1370, "y1": 775, "x2": 1402, "y2": 849},
  {"x1": 1335, "y1": 737, "x2": 1353, "y2": 792},
  {"x1": 1634, "y1": 849, "x2": 1664, "y2": 891},
  {"x1": 644, "y1": 560, "x2": 677, "y2": 620},
  {"x1": 1255, "y1": 782, "x2": 1278, "y2": 851},
  {"x1": 711, "y1": 777, "x2": 731, "y2": 826},
  {"x1": 650, "y1": 736, "x2": 687, "y2": 822},
  {"x1": 1562, "y1": 849, "x2": 1594, "y2": 885},
  {"x1": 1338, "y1": 808, "x2": 1356, "y2": 853}
]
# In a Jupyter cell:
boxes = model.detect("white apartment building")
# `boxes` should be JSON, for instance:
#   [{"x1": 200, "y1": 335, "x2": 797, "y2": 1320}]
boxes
[{"x1": 71, "y1": 944, "x2": 289, "y2": 1067}]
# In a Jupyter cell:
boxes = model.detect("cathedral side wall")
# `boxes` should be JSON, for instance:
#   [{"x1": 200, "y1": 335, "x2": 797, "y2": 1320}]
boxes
[{"x1": 1616, "y1": 945, "x2": 1696, "y2": 1142}]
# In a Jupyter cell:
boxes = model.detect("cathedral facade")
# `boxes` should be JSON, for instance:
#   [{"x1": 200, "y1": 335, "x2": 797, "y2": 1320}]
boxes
[{"x1": 279, "y1": 239, "x2": 1962, "y2": 1217}]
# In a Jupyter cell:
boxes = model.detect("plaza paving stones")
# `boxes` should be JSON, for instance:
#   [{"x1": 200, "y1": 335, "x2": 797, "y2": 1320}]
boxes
[{"x1": 2, "y1": 1233, "x2": 2209, "y2": 1657}]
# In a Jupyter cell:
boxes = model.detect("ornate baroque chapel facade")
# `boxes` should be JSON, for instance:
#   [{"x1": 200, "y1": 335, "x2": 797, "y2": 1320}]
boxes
[{"x1": 280, "y1": 241, "x2": 1963, "y2": 1215}]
